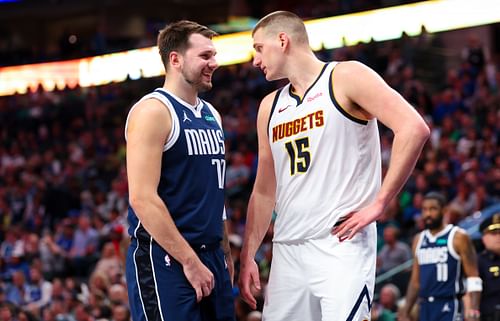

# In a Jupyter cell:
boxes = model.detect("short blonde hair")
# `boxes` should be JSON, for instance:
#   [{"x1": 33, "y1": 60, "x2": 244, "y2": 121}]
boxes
[{"x1": 252, "y1": 11, "x2": 309, "y2": 45}]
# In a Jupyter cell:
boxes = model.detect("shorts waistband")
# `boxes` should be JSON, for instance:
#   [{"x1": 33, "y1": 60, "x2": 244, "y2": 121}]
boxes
[
  {"x1": 420, "y1": 295, "x2": 462, "y2": 302},
  {"x1": 190, "y1": 242, "x2": 220, "y2": 252}
]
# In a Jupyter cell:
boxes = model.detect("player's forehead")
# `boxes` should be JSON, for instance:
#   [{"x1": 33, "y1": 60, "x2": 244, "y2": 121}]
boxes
[
  {"x1": 422, "y1": 198, "x2": 440, "y2": 208},
  {"x1": 187, "y1": 33, "x2": 216, "y2": 53},
  {"x1": 252, "y1": 28, "x2": 268, "y2": 46}
]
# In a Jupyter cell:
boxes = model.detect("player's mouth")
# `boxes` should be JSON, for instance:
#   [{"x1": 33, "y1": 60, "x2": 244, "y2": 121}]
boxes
[{"x1": 202, "y1": 71, "x2": 212, "y2": 81}]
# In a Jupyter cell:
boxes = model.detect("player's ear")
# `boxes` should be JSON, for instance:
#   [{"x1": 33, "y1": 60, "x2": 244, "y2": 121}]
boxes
[
  {"x1": 170, "y1": 51, "x2": 181, "y2": 68},
  {"x1": 278, "y1": 32, "x2": 289, "y2": 51}
]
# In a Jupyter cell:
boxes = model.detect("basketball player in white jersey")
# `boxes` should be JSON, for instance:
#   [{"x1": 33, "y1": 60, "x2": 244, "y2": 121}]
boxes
[{"x1": 238, "y1": 11, "x2": 430, "y2": 321}]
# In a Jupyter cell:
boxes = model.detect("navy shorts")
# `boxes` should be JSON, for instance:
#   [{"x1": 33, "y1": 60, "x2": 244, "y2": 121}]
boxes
[
  {"x1": 126, "y1": 238, "x2": 235, "y2": 321},
  {"x1": 419, "y1": 297, "x2": 463, "y2": 321}
]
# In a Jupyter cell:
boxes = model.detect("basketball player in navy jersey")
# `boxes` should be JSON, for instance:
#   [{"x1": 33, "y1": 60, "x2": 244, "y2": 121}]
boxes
[
  {"x1": 399, "y1": 192, "x2": 482, "y2": 321},
  {"x1": 238, "y1": 11, "x2": 429, "y2": 321},
  {"x1": 124, "y1": 21, "x2": 235, "y2": 321}
]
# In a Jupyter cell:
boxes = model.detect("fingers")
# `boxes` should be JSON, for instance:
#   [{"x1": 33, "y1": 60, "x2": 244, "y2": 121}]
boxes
[
  {"x1": 239, "y1": 273, "x2": 257, "y2": 309},
  {"x1": 253, "y1": 271, "x2": 261, "y2": 291},
  {"x1": 239, "y1": 278, "x2": 256, "y2": 308},
  {"x1": 195, "y1": 275, "x2": 215, "y2": 302},
  {"x1": 195, "y1": 286, "x2": 202, "y2": 302},
  {"x1": 331, "y1": 216, "x2": 361, "y2": 241}
]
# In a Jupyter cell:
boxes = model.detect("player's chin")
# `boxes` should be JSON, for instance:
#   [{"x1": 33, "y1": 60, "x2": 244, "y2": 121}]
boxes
[{"x1": 198, "y1": 82, "x2": 213, "y2": 92}]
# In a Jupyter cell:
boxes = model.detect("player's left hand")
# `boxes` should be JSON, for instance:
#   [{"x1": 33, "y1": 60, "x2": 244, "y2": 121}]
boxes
[{"x1": 331, "y1": 202, "x2": 384, "y2": 241}]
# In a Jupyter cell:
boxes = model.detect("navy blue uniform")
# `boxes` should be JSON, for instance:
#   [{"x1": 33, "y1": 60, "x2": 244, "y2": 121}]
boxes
[
  {"x1": 478, "y1": 250, "x2": 500, "y2": 321},
  {"x1": 416, "y1": 225, "x2": 464, "y2": 321},
  {"x1": 125, "y1": 88, "x2": 234, "y2": 321}
]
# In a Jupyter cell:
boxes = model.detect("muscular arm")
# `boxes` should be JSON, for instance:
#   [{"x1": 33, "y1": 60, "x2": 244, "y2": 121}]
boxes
[
  {"x1": 399, "y1": 234, "x2": 421, "y2": 321},
  {"x1": 238, "y1": 92, "x2": 277, "y2": 309},
  {"x1": 454, "y1": 230, "x2": 481, "y2": 319},
  {"x1": 127, "y1": 99, "x2": 213, "y2": 301},
  {"x1": 332, "y1": 61, "x2": 430, "y2": 239}
]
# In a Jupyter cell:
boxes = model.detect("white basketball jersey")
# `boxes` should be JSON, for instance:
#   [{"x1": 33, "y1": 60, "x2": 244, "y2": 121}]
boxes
[{"x1": 269, "y1": 62, "x2": 381, "y2": 242}]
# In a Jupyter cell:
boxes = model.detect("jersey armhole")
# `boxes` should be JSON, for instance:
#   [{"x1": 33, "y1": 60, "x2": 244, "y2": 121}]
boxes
[
  {"x1": 267, "y1": 88, "x2": 283, "y2": 135},
  {"x1": 329, "y1": 62, "x2": 369, "y2": 125},
  {"x1": 448, "y1": 227, "x2": 461, "y2": 260},
  {"x1": 149, "y1": 89, "x2": 181, "y2": 151}
]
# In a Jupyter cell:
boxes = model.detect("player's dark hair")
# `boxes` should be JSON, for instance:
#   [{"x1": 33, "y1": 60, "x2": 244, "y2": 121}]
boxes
[
  {"x1": 423, "y1": 191, "x2": 447, "y2": 208},
  {"x1": 157, "y1": 20, "x2": 217, "y2": 70}
]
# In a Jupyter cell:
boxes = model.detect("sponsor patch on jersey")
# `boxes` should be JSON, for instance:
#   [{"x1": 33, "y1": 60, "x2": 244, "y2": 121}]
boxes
[
  {"x1": 204, "y1": 115, "x2": 216, "y2": 122},
  {"x1": 436, "y1": 239, "x2": 448, "y2": 245},
  {"x1": 306, "y1": 92, "x2": 323, "y2": 102}
]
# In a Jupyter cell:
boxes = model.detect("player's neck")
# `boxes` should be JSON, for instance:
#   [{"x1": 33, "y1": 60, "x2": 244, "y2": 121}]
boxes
[
  {"x1": 163, "y1": 78, "x2": 198, "y2": 106},
  {"x1": 287, "y1": 53, "x2": 325, "y2": 97}
]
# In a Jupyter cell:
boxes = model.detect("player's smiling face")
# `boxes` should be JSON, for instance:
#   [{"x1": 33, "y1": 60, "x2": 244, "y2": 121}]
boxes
[{"x1": 180, "y1": 33, "x2": 218, "y2": 92}]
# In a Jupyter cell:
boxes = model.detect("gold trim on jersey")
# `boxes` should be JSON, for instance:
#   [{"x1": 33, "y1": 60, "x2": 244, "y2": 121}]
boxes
[
  {"x1": 288, "y1": 64, "x2": 328, "y2": 105},
  {"x1": 330, "y1": 65, "x2": 369, "y2": 125}
]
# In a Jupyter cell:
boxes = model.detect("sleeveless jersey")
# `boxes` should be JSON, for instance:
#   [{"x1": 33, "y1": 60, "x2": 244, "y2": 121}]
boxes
[
  {"x1": 416, "y1": 224, "x2": 465, "y2": 298},
  {"x1": 268, "y1": 62, "x2": 381, "y2": 242},
  {"x1": 125, "y1": 88, "x2": 226, "y2": 245}
]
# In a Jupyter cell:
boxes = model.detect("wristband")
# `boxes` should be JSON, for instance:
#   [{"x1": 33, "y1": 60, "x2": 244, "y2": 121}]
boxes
[
  {"x1": 466, "y1": 277, "x2": 483, "y2": 292},
  {"x1": 465, "y1": 309, "x2": 480, "y2": 319}
]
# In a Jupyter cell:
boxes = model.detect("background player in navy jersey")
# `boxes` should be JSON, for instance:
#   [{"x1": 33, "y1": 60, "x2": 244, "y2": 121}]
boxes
[
  {"x1": 124, "y1": 21, "x2": 235, "y2": 321},
  {"x1": 238, "y1": 10, "x2": 429, "y2": 321},
  {"x1": 399, "y1": 192, "x2": 482, "y2": 321}
]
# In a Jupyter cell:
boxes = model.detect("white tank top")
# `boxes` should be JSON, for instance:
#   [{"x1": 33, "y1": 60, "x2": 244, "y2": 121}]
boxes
[{"x1": 269, "y1": 62, "x2": 381, "y2": 242}]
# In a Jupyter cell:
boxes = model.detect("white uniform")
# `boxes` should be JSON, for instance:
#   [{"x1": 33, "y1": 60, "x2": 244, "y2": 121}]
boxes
[{"x1": 263, "y1": 62, "x2": 380, "y2": 321}]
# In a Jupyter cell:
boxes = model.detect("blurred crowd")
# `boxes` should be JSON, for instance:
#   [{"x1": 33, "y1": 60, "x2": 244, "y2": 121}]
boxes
[
  {"x1": 1, "y1": 0, "x2": 421, "y2": 67},
  {"x1": 0, "y1": 20, "x2": 499, "y2": 321}
]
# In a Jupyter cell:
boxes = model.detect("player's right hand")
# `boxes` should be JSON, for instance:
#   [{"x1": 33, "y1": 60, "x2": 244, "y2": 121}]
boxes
[
  {"x1": 183, "y1": 258, "x2": 215, "y2": 303},
  {"x1": 238, "y1": 258, "x2": 261, "y2": 309}
]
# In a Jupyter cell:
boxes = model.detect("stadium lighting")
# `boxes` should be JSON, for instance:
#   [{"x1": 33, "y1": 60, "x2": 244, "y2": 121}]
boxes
[{"x1": 1, "y1": 0, "x2": 500, "y2": 96}]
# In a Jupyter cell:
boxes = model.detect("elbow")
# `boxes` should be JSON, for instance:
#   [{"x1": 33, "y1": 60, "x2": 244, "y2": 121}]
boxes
[
  {"x1": 414, "y1": 119, "x2": 430, "y2": 144},
  {"x1": 129, "y1": 193, "x2": 148, "y2": 214}
]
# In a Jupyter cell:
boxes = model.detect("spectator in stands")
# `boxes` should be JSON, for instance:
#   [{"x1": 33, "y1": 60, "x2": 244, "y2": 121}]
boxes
[{"x1": 377, "y1": 225, "x2": 412, "y2": 274}]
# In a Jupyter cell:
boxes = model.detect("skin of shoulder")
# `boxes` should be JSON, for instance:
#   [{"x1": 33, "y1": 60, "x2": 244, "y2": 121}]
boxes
[
  {"x1": 126, "y1": 97, "x2": 172, "y2": 204},
  {"x1": 332, "y1": 60, "x2": 425, "y2": 131},
  {"x1": 453, "y1": 228, "x2": 479, "y2": 277}
]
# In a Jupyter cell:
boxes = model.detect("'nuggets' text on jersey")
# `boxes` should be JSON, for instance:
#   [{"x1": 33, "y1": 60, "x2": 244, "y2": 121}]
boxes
[{"x1": 272, "y1": 110, "x2": 324, "y2": 142}]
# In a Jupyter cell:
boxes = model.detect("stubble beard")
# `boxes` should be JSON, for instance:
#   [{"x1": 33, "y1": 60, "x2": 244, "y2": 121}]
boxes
[{"x1": 182, "y1": 68, "x2": 212, "y2": 93}]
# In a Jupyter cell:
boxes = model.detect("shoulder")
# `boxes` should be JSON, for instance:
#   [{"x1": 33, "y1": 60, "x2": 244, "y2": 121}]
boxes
[
  {"x1": 333, "y1": 60, "x2": 374, "y2": 78},
  {"x1": 129, "y1": 97, "x2": 171, "y2": 122},
  {"x1": 452, "y1": 227, "x2": 470, "y2": 242},
  {"x1": 411, "y1": 232, "x2": 422, "y2": 248},
  {"x1": 257, "y1": 89, "x2": 282, "y2": 119},
  {"x1": 451, "y1": 227, "x2": 473, "y2": 252},
  {"x1": 126, "y1": 98, "x2": 172, "y2": 138},
  {"x1": 261, "y1": 88, "x2": 282, "y2": 108}
]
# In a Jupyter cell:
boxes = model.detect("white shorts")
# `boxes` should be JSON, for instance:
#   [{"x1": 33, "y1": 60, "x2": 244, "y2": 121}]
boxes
[{"x1": 262, "y1": 223, "x2": 377, "y2": 321}]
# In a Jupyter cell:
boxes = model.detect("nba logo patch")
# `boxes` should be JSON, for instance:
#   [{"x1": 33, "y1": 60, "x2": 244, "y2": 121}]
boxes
[{"x1": 164, "y1": 254, "x2": 171, "y2": 267}]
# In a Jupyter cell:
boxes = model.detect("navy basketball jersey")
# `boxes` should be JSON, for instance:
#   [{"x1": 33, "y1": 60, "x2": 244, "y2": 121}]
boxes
[
  {"x1": 125, "y1": 88, "x2": 226, "y2": 245},
  {"x1": 416, "y1": 225, "x2": 465, "y2": 298}
]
